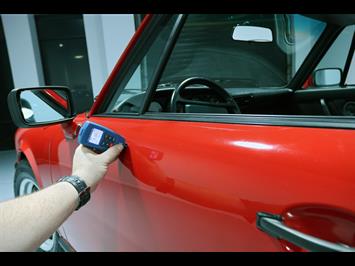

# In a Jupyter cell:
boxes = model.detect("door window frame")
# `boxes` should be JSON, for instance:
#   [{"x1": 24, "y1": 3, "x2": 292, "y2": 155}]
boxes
[{"x1": 92, "y1": 14, "x2": 355, "y2": 130}]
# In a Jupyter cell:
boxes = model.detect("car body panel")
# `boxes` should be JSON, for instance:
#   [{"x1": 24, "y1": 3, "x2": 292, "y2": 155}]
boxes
[
  {"x1": 45, "y1": 116, "x2": 355, "y2": 251},
  {"x1": 15, "y1": 127, "x2": 52, "y2": 188},
  {"x1": 12, "y1": 14, "x2": 355, "y2": 251}
]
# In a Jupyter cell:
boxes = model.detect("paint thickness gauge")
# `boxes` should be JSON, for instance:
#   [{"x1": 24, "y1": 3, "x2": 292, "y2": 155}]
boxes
[{"x1": 78, "y1": 121, "x2": 126, "y2": 153}]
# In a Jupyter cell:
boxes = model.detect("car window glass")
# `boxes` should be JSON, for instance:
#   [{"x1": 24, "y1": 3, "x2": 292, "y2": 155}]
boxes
[
  {"x1": 288, "y1": 15, "x2": 326, "y2": 75},
  {"x1": 158, "y1": 14, "x2": 325, "y2": 89},
  {"x1": 345, "y1": 51, "x2": 355, "y2": 85},
  {"x1": 105, "y1": 15, "x2": 355, "y2": 118},
  {"x1": 311, "y1": 25, "x2": 355, "y2": 88},
  {"x1": 140, "y1": 14, "x2": 332, "y2": 116},
  {"x1": 106, "y1": 16, "x2": 178, "y2": 114}
]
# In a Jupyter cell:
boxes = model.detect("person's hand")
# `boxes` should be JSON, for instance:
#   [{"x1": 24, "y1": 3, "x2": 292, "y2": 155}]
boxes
[{"x1": 71, "y1": 144, "x2": 124, "y2": 192}]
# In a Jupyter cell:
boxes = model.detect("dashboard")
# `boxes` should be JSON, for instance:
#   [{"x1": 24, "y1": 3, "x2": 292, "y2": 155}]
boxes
[
  {"x1": 111, "y1": 87, "x2": 293, "y2": 115},
  {"x1": 110, "y1": 85, "x2": 355, "y2": 117}
]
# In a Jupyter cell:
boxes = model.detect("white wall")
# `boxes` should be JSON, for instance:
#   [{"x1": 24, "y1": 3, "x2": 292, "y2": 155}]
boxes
[
  {"x1": 1, "y1": 14, "x2": 44, "y2": 88},
  {"x1": 83, "y1": 14, "x2": 135, "y2": 96},
  {"x1": 1, "y1": 14, "x2": 135, "y2": 97}
]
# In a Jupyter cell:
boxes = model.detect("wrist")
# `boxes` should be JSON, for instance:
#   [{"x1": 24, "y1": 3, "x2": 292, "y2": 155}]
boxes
[
  {"x1": 72, "y1": 171, "x2": 99, "y2": 192},
  {"x1": 57, "y1": 181, "x2": 80, "y2": 210},
  {"x1": 71, "y1": 171, "x2": 90, "y2": 187}
]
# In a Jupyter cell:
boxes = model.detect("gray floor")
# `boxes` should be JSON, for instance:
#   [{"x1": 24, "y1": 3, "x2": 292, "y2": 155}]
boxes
[{"x1": 0, "y1": 150, "x2": 16, "y2": 201}]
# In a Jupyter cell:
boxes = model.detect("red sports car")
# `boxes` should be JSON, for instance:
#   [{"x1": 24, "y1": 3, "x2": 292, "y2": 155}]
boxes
[{"x1": 7, "y1": 14, "x2": 355, "y2": 251}]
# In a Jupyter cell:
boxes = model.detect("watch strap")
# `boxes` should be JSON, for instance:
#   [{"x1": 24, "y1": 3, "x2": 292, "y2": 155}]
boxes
[{"x1": 58, "y1": 175, "x2": 91, "y2": 210}]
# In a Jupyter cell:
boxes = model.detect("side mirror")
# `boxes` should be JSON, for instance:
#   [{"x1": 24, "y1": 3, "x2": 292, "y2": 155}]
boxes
[
  {"x1": 7, "y1": 86, "x2": 75, "y2": 128},
  {"x1": 232, "y1": 26, "x2": 273, "y2": 42},
  {"x1": 314, "y1": 68, "x2": 342, "y2": 87}
]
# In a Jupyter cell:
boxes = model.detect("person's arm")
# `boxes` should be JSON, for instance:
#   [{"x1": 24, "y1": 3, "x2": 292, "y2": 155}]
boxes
[{"x1": 0, "y1": 144, "x2": 123, "y2": 252}]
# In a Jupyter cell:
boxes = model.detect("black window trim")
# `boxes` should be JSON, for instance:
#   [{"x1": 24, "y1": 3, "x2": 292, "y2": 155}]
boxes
[{"x1": 92, "y1": 112, "x2": 355, "y2": 130}]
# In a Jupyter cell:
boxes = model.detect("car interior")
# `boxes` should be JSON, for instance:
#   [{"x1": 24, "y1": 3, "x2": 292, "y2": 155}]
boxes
[
  {"x1": 115, "y1": 83, "x2": 355, "y2": 117},
  {"x1": 111, "y1": 14, "x2": 355, "y2": 118}
]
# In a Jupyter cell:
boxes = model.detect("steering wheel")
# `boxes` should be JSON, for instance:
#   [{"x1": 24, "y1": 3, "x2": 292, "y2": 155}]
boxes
[{"x1": 170, "y1": 77, "x2": 241, "y2": 114}]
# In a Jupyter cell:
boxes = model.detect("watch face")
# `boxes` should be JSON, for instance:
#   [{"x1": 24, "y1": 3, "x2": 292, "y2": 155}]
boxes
[{"x1": 88, "y1": 128, "x2": 103, "y2": 145}]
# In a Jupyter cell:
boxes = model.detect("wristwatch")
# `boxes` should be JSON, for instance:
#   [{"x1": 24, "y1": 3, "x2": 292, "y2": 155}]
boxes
[{"x1": 57, "y1": 176, "x2": 91, "y2": 210}]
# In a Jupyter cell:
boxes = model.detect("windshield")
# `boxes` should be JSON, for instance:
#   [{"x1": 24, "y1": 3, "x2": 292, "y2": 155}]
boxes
[{"x1": 158, "y1": 14, "x2": 326, "y2": 89}]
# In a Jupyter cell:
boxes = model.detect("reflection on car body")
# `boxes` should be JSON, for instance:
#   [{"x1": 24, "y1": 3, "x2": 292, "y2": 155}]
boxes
[{"x1": 9, "y1": 14, "x2": 355, "y2": 251}]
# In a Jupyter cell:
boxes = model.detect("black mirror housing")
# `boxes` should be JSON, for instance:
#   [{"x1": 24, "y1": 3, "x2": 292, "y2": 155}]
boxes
[{"x1": 7, "y1": 86, "x2": 76, "y2": 128}]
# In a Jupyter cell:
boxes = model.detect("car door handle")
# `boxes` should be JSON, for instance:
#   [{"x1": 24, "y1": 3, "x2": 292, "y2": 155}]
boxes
[{"x1": 256, "y1": 212, "x2": 355, "y2": 252}]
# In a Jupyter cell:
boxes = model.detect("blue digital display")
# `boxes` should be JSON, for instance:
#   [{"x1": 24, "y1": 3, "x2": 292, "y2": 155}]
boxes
[{"x1": 78, "y1": 121, "x2": 126, "y2": 153}]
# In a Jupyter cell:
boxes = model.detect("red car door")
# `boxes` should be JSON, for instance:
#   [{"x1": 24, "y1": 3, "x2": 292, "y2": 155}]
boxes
[
  {"x1": 50, "y1": 14, "x2": 355, "y2": 251},
  {"x1": 53, "y1": 115, "x2": 355, "y2": 251}
]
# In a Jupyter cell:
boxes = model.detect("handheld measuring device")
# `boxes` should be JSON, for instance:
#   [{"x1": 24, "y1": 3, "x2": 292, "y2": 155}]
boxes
[{"x1": 78, "y1": 121, "x2": 126, "y2": 153}]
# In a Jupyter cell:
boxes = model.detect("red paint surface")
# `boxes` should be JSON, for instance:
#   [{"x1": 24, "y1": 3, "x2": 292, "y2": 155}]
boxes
[
  {"x1": 13, "y1": 14, "x2": 355, "y2": 251},
  {"x1": 16, "y1": 116, "x2": 355, "y2": 251},
  {"x1": 43, "y1": 89, "x2": 68, "y2": 109},
  {"x1": 16, "y1": 127, "x2": 52, "y2": 189},
  {"x1": 302, "y1": 74, "x2": 315, "y2": 89}
]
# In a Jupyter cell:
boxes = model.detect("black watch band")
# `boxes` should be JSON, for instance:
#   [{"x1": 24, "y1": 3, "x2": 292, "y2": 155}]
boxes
[{"x1": 58, "y1": 176, "x2": 91, "y2": 210}]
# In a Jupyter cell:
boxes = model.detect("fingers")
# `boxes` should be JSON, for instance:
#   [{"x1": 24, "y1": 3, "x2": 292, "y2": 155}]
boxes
[
  {"x1": 78, "y1": 144, "x2": 97, "y2": 155},
  {"x1": 99, "y1": 144, "x2": 124, "y2": 164}
]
